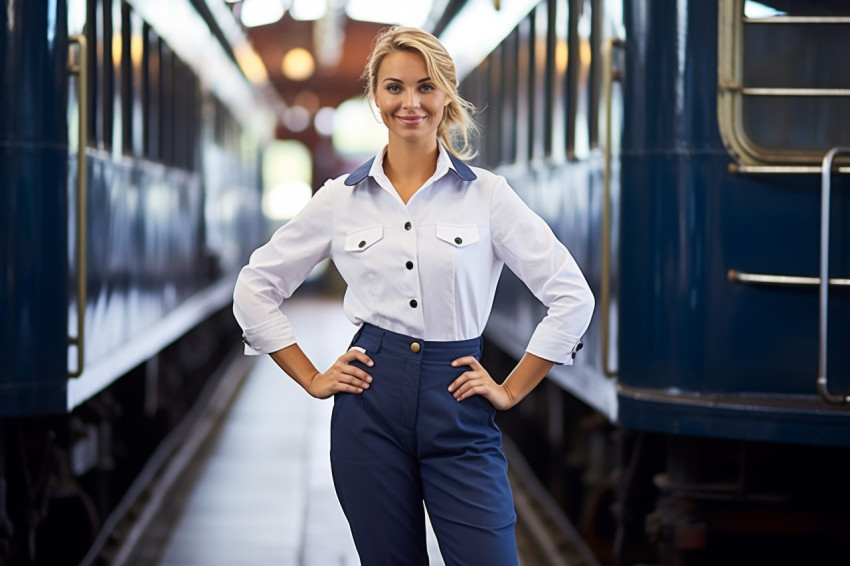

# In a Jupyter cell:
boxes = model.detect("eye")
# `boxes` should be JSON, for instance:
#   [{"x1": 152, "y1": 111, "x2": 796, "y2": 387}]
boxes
[
  {"x1": 420, "y1": 84, "x2": 435, "y2": 93},
  {"x1": 386, "y1": 84, "x2": 401, "y2": 93}
]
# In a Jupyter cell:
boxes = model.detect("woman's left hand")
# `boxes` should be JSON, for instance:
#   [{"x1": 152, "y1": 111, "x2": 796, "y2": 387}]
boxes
[{"x1": 448, "y1": 357, "x2": 514, "y2": 411}]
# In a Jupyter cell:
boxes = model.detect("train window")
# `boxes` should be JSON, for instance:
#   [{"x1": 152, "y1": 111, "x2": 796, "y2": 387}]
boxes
[
  {"x1": 552, "y1": 0, "x2": 569, "y2": 161},
  {"x1": 172, "y1": 58, "x2": 186, "y2": 169},
  {"x1": 587, "y1": 0, "x2": 602, "y2": 149},
  {"x1": 516, "y1": 15, "x2": 533, "y2": 164},
  {"x1": 159, "y1": 43, "x2": 174, "y2": 166},
  {"x1": 143, "y1": 24, "x2": 160, "y2": 161},
  {"x1": 501, "y1": 28, "x2": 519, "y2": 165},
  {"x1": 543, "y1": 0, "x2": 554, "y2": 158},
  {"x1": 531, "y1": 4, "x2": 548, "y2": 161},
  {"x1": 85, "y1": 0, "x2": 103, "y2": 148},
  {"x1": 122, "y1": 4, "x2": 144, "y2": 156},
  {"x1": 718, "y1": 0, "x2": 850, "y2": 166},
  {"x1": 489, "y1": 46, "x2": 503, "y2": 166},
  {"x1": 101, "y1": 0, "x2": 114, "y2": 151},
  {"x1": 463, "y1": 62, "x2": 488, "y2": 165},
  {"x1": 566, "y1": 0, "x2": 579, "y2": 158},
  {"x1": 108, "y1": 0, "x2": 122, "y2": 155},
  {"x1": 567, "y1": 0, "x2": 594, "y2": 159}
]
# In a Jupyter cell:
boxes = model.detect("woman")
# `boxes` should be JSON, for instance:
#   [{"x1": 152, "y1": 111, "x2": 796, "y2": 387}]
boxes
[{"x1": 233, "y1": 26, "x2": 594, "y2": 566}]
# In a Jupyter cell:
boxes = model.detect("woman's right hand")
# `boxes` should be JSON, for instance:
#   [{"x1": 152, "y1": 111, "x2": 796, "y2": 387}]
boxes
[{"x1": 307, "y1": 349, "x2": 374, "y2": 399}]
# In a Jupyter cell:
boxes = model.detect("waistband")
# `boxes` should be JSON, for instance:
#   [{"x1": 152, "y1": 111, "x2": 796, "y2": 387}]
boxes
[{"x1": 351, "y1": 323, "x2": 482, "y2": 362}]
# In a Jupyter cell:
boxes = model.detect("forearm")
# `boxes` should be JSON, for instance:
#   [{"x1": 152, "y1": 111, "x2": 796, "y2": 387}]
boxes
[
  {"x1": 501, "y1": 352, "x2": 556, "y2": 409},
  {"x1": 269, "y1": 343, "x2": 320, "y2": 392}
]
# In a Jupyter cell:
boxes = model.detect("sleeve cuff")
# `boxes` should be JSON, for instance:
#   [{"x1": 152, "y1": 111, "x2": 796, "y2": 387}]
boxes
[
  {"x1": 240, "y1": 315, "x2": 296, "y2": 356},
  {"x1": 525, "y1": 325, "x2": 584, "y2": 366}
]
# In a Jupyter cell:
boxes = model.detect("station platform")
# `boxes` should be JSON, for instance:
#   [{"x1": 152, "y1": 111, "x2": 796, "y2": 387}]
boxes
[{"x1": 145, "y1": 294, "x2": 445, "y2": 565}]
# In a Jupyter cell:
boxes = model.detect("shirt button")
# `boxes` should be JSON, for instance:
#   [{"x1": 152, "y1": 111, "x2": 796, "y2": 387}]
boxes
[
  {"x1": 404, "y1": 222, "x2": 412, "y2": 231},
  {"x1": 405, "y1": 261, "x2": 414, "y2": 270},
  {"x1": 358, "y1": 240, "x2": 366, "y2": 248},
  {"x1": 454, "y1": 237, "x2": 462, "y2": 245},
  {"x1": 410, "y1": 342, "x2": 421, "y2": 353},
  {"x1": 409, "y1": 299, "x2": 418, "y2": 308}
]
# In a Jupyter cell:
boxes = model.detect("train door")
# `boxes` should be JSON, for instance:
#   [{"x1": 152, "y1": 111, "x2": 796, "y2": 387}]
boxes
[{"x1": 717, "y1": 0, "x2": 850, "y2": 402}]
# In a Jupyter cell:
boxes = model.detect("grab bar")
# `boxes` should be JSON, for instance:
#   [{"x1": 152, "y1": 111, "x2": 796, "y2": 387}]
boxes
[
  {"x1": 601, "y1": 37, "x2": 623, "y2": 378},
  {"x1": 68, "y1": 35, "x2": 88, "y2": 378},
  {"x1": 817, "y1": 146, "x2": 850, "y2": 404}
]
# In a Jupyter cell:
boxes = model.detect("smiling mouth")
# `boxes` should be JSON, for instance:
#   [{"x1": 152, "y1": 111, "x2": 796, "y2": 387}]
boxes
[{"x1": 396, "y1": 115, "x2": 426, "y2": 125}]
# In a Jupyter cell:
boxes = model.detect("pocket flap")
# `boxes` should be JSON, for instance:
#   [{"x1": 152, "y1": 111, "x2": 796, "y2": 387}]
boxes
[
  {"x1": 344, "y1": 225, "x2": 384, "y2": 251},
  {"x1": 436, "y1": 225, "x2": 480, "y2": 248}
]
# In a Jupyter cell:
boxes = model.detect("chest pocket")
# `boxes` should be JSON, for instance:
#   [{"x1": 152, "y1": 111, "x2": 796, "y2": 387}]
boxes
[
  {"x1": 344, "y1": 225, "x2": 384, "y2": 252},
  {"x1": 436, "y1": 225, "x2": 480, "y2": 248}
]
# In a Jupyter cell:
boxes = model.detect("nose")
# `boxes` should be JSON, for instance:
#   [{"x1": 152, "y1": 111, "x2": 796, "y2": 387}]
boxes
[{"x1": 403, "y1": 89, "x2": 419, "y2": 109}]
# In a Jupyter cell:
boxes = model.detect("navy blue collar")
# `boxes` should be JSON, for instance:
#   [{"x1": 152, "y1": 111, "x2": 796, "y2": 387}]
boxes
[{"x1": 343, "y1": 151, "x2": 477, "y2": 186}]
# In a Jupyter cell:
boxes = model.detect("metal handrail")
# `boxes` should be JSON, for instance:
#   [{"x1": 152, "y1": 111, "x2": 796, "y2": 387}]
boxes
[
  {"x1": 817, "y1": 147, "x2": 850, "y2": 404},
  {"x1": 744, "y1": 16, "x2": 850, "y2": 24},
  {"x1": 68, "y1": 35, "x2": 88, "y2": 378},
  {"x1": 728, "y1": 270, "x2": 850, "y2": 287},
  {"x1": 741, "y1": 87, "x2": 850, "y2": 97},
  {"x1": 731, "y1": 164, "x2": 850, "y2": 174},
  {"x1": 601, "y1": 37, "x2": 623, "y2": 379}
]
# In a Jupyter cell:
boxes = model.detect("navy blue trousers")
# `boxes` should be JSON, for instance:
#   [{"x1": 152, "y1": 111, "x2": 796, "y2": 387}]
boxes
[{"x1": 330, "y1": 324, "x2": 518, "y2": 566}]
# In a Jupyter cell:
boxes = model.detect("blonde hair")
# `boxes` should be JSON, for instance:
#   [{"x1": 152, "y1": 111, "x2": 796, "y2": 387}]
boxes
[{"x1": 362, "y1": 26, "x2": 478, "y2": 160}]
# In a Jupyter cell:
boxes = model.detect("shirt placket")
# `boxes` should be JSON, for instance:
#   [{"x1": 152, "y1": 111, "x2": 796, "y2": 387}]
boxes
[{"x1": 399, "y1": 211, "x2": 424, "y2": 332}]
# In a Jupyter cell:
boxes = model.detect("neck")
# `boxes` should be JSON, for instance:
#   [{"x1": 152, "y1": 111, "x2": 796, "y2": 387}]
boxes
[{"x1": 383, "y1": 139, "x2": 440, "y2": 204}]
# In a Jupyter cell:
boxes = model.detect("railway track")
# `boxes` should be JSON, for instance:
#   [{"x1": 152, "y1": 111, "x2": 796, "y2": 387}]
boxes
[
  {"x1": 506, "y1": 437, "x2": 603, "y2": 566},
  {"x1": 79, "y1": 350, "x2": 253, "y2": 566}
]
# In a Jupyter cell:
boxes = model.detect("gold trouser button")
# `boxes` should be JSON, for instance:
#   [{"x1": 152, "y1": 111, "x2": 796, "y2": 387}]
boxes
[{"x1": 410, "y1": 342, "x2": 421, "y2": 353}]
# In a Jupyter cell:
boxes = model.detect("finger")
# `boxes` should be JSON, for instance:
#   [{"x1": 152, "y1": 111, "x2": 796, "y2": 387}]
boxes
[
  {"x1": 330, "y1": 365, "x2": 372, "y2": 386},
  {"x1": 337, "y1": 382, "x2": 367, "y2": 394},
  {"x1": 451, "y1": 355, "x2": 480, "y2": 369},
  {"x1": 327, "y1": 370, "x2": 371, "y2": 393},
  {"x1": 344, "y1": 349, "x2": 374, "y2": 367},
  {"x1": 447, "y1": 371, "x2": 475, "y2": 393},
  {"x1": 454, "y1": 381, "x2": 486, "y2": 401},
  {"x1": 341, "y1": 372, "x2": 372, "y2": 389}
]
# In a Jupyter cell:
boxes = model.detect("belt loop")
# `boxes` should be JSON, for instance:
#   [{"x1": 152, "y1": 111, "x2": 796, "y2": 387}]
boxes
[{"x1": 375, "y1": 329, "x2": 385, "y2": 354}]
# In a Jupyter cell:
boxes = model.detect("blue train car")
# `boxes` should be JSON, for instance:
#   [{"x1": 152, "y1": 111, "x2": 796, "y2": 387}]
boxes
[
  {"x1": 0, "y1": 1, "x2": 278, "y2": 563},
  {"x1": 439, "y1": 0, "x2": 850, "y2": 563}
]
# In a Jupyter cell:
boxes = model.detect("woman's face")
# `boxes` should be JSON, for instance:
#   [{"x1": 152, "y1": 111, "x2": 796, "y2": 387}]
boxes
[{"x1": 374, "y1": 50, "x2": 449, "y2": 147}]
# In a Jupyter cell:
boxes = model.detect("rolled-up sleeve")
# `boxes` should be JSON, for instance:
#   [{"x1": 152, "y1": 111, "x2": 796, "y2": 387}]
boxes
[
  {"x1": 233, "y1": 182, "x2": 335, "y2": 355},
  {"x1": 490, "y1": 178, "x2": 595, "y2": 365}
]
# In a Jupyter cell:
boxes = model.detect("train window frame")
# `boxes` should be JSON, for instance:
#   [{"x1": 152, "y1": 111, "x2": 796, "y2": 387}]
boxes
[{"x1": 718, "y1": 0, "x2": 850, "y2": 168}]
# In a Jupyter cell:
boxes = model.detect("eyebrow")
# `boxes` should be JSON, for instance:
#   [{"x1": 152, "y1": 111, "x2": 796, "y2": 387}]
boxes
[{"x1": 382, "y1": 77, "x2": 433, "y2": 84}]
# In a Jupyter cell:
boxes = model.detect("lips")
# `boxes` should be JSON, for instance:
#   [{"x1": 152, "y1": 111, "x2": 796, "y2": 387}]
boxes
[{"x1": 396, "y1": 115, "x2": 426, "y2": 126}]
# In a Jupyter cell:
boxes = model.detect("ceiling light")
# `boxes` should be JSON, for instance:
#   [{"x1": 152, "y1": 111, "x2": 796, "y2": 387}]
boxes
[
  {"x1": 240, "y1": 0, "x2": 287, "y2": 28},
  {"x1": 281, "y1": 48, "x2": 315, "y2": 81},
  {"x1": 290, "y1": 0, "x2": 327, "y2": 21},
  {"x1": 345, "y1": 0, "x2": 433, "y2": 28}
]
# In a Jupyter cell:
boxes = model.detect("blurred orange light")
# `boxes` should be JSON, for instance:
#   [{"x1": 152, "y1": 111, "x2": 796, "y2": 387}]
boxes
[{"x1": 281, "y1": 48, "x2": 315, "y2": 81}]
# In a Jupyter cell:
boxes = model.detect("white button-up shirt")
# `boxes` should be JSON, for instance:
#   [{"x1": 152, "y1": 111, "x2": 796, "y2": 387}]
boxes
[{"x1": 233, "y1": 145, "x2": 594, "y2": 365}]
